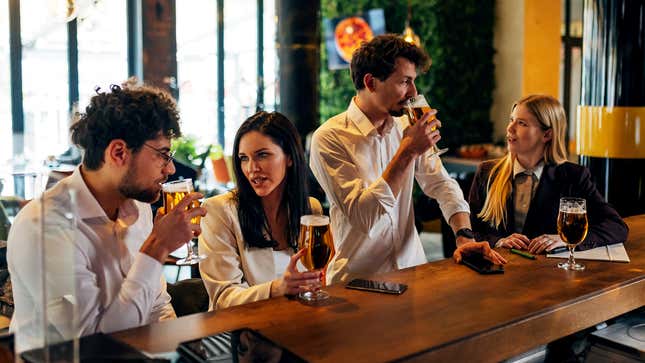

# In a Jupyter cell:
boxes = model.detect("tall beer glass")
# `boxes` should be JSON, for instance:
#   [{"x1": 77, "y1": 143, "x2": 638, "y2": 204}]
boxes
[
  {"x1": 162, "y1": 179, "x2": 206, "y2": 265},
  {"x1": 405, "y1": 94, "x2": 449, "y2": 158},
  {"x1": 556, "y1": 197, "x2": 588, "y2": 271},
  {"x1": 298, "y1": 215, "x2": 335, "y2": 302}
]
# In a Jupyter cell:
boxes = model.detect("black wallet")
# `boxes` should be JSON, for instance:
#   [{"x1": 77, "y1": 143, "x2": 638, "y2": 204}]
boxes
[{"x1": 177, "y1": 328, "x2": 307, "y2": 363}]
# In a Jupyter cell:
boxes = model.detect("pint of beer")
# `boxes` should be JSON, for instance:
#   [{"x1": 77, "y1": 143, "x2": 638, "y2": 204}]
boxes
[
  {"x1": 162, "y1": 179, "x2": 201, "y2": 226},
  {"x1": 298, "y1": 215, "x2": 335, "y2": 271},
  {"x1": 405, "y1": 94, "x2": 449, "y2": 157},
  {"x1": 556, "y1": 197, "x2": 588, "y2": 271},
  {"x1": 406, "y1": 94, "x2": 433, "y2": 126},
  {"x1": 161, "y1": 178, "x2": 207, "y2": 265},
  {"x1": 298, "y1": 215, "x2": 335, "y2": 301}
]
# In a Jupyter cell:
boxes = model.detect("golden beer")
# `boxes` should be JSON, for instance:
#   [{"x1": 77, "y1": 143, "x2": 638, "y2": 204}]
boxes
[
  {"x1": 163, "y1": 190, "x2": 202, "y2": 225},
  {"x1": 407, "y1": 105, "x2": 432, "y2": 126},
  {"x1": 405, "y1": 94, "x2": 448, "y2": 157},
  {"x1": 406, "y1": 94, "x2": 433, "y2": 126},
  {"x1": 557, "y1": 211, "x2": 588, "y2": 248},
  {"x1": 161, "y1": 178, "x2": 206, "y2": 265},
  {"x1": 556, "y1": 197, "x2": 588, "y2": 271},
  {"x1": 298, "y1": 215, "x2": 335, "y2": 271}
]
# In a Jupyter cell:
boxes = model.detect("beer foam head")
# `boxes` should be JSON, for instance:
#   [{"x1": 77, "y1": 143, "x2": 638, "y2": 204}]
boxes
[
  {"x1": 559, "y1": 197, "x2": 586, "y2": 213},
  {"x1": 408, "y1": 94, "x2": 429, "y2": 108},
  {"x1": 162, "y1": 178, "x2": 193, "y2": 193},
  {"x1": 300, "y1": 215, "x2": 329, "y2": 226}
]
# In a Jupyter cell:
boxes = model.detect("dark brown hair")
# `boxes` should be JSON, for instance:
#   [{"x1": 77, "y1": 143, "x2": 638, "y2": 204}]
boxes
[
  {"x1": 350, "y1": 34, "x2": 431, "y2": 90},
  {"x1": 70, "y1": 84, "x2": 181, "y2": 170}
]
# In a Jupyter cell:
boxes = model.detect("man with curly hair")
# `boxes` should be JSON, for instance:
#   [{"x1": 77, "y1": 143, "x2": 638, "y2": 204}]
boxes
[
  {"x1": 310, "y1": 34, "x2": 506, "y2": 283},
  {"x1": 7, "y1": 85, "x2": 206, "y2": 352}
]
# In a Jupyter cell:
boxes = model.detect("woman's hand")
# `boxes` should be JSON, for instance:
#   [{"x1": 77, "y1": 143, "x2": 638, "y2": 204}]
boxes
[
  {"x1": 453, "y1": 241, "x2": 508, "y2": 265},
  {"x1": 527, "y1": 234, "x2": 565, "y2": 254},
  {"x1": 496, "y1": 233, "x2": 530, "y2": 250},
  {"x1": 270, "y1": 249, "x2": 322, "y2": 297}
]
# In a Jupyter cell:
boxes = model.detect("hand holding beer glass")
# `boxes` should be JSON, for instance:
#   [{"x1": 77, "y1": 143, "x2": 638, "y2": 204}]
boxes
[
  {"x1": 162, "y1": 179, "x2": 207, "y2": 265},
  {"x1": 298, "y1": 215, "x2": 335, "y2": 302},
  {"x1": 556, "y1": 197, "x2": 588, "y2": 271},
  {"x1": 405, "y1": 94, "x2": 449, "y2": 158}
]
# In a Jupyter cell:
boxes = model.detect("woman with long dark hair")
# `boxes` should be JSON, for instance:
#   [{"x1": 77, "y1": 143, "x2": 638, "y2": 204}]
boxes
[{"x1": 198, "y1": 111, "x2": 322, "y2": 310}]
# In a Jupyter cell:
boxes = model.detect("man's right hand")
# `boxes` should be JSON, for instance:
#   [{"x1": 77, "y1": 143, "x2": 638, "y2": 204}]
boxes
[
  {"x1": 401, "y1": 109, "x2": 441, "y2": 157},
  {"x1": 453, "y1": 241, "x2": 508, "y2": 265},
  {"x1": 140, "y1": 192, "x2": 206, "y2": 263}
]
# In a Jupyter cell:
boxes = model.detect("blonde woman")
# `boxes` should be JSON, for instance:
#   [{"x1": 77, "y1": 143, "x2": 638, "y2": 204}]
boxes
[{"x1": 468, "y1": 95, "x2": 627, "y2": 254}]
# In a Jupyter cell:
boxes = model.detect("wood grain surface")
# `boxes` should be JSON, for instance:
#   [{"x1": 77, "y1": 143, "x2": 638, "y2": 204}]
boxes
[{"x1": 114, "y1": 215, "x2": 645, "y2": 362}]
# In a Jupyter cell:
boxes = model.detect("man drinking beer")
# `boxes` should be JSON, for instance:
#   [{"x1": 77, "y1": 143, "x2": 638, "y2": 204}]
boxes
[
  {"x1": 7, "y1": 84, "x2": 206, "y2": 352},
  {"x1": 310, "y1": 34, "x2": 506, "y2": 283}
]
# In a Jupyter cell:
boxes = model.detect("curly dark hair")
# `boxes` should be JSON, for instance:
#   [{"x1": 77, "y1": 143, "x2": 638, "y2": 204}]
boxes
[
  {"x1": 350, "y1": 34, "x2": 431, "y2": 91},
  {"x1": 70, "y1": 84, "x2": 181, "y2": 170},
  {"x1": 232, "y1": 111, "x2": 311, "y2": 250}
]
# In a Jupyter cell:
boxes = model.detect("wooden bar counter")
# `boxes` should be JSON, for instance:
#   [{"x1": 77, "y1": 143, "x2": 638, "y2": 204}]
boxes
[{"x1": 114, "y1": 215, "x2": 645, "y2": 362}]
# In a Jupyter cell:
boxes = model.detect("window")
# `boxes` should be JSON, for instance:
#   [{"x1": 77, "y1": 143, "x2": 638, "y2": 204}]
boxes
[
  {"x1": 223, "y1": 0, "x2": 259, "y2": 153},
  {"x1": 176, "y1": 0, "x2": 219, "y2": 148},
  {"x1": 77, "y1": 1, "x2": 128, "y2": 110},
  {"x1": 262, "y1": 0, "x2": 278, "y2": 112},
  {"x1": 0, "y1": 0, "x2": 11, "y2": 168},
  {"x1": 559, "y1": 0, "x2": 583, "y2": 156},
  {"x1": 20, "y1": 0, "x2": 70, "y2": 163},
  {"x1": 176, "y1": 0, "x2": 278, "y2": 154}
]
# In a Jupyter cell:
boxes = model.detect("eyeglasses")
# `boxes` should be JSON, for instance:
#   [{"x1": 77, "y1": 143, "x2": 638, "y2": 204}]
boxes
[{"x1": 143, "y1": 143, "x2": 176, "y2": 167}]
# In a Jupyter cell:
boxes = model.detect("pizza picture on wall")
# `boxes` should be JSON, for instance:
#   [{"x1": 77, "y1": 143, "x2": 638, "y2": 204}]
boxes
[{"x1": 334, "y1": 16, "x2": 374, "y2": 63}]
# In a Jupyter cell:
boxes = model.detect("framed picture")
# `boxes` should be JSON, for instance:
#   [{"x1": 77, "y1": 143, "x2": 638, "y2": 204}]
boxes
[{"x1": 323, "y1": 9, "x2": 385, "y2": 70}]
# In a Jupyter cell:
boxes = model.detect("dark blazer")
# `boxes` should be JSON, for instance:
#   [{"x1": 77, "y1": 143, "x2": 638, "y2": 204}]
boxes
[{"x1": 468, "y1": 160, "x2": 628, "y2": 250}]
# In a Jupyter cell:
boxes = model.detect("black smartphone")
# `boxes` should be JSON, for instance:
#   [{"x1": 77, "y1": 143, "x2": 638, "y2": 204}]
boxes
[
  {"x1": 461, "y1": 253, "x2": 504, "y2": 274},
  {"x1": 177, "y1": 328, "x2": 306, "y2": 363},
  {"x1": 345, "y1": 279, "x2": 408, "y2": 294}
]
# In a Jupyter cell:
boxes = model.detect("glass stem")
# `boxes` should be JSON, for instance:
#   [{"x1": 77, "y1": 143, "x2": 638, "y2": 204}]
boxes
[
  {"x1": 568, "y1": 246, "x2": 575, "y2": 267},
  {"x1": 186, "y1": 240, "x2": 194, "y2": 259}
]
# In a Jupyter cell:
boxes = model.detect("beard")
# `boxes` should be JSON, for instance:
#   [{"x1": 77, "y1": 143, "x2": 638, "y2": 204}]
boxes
[
  {"x1": 388, "y1": 101, "x2": 408, "y2": 117},
  {"x1": 118, "y1": 163, "x2": 162, "y2": 203},
  {"x1": 389, "y1": 108, "x2": 406, "y2": 117}
]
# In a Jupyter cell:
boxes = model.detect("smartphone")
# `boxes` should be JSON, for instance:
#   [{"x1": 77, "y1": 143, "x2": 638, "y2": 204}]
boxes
[
  {"x1": 346, "y1": 279, "x2": 408, "y2": 294},
  {"x1": 461, "y1": 253, "x2": 504, "y2": 274}
]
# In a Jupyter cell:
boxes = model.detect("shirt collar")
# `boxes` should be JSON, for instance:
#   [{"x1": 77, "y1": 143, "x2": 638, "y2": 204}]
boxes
[
  {"x1": 513, "y1": 159, "x2": 544, "y2": 180},
  {"x1": 69, "y1": 166, "x2": 139, "y2": 225},
  {"x1": 347, "y1": 97, "x2": 395, "y2": 137}
]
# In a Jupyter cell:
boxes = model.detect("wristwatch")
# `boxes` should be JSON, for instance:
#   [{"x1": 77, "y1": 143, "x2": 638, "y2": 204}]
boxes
[{"x1": 455, "y1": 227, "x2": 474, "y2": 239}]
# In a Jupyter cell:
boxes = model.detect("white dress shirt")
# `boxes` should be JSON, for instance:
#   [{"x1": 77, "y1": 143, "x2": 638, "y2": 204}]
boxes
[
  {"x1": 198, "y1": 192, "x2": 322, "y2": 310},
  {"x1": 8, "y1": 167, "x2": 175, "y2": 352},
  {"x1": 310, "y1": 99, "x2": 470, "y2": 283}
]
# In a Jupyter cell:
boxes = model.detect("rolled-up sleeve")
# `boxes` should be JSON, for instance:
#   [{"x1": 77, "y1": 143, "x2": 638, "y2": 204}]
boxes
[{"x1": 415, "y1": 156, "x2": 470, "y2": 222}]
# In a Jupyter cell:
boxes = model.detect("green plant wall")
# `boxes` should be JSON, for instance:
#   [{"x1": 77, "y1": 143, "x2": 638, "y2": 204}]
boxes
[{"x1": 320, "y1": 0, "x2": 495, "y2": 149}]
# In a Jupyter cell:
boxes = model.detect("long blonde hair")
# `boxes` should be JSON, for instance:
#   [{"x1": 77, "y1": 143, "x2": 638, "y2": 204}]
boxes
[{"x1": 478, "y1": 95, "x2": 568, "y2": 228}]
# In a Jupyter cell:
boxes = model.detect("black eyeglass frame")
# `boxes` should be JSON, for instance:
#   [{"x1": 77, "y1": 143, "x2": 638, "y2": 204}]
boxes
[{"x1": 142, "y1": 143, "x2": 176, "y2": 167}]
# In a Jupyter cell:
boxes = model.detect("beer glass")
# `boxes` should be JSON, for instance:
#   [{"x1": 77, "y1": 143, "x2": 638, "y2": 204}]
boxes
[
  {"x1": 405, "y1": 94, "x2": 449, "y2": 158},
  {"x1": 556, "y1": 197, "x2": 588, "y2": 271},
  {"x1": 162, "y1": 179, "x2": 207, "y2": 265},
  {"x1": 298, "y1": 215, "x2": 335, "y2": 302}
]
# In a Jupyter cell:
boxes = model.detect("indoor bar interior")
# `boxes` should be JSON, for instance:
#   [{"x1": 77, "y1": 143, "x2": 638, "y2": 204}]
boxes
[{"x1": 0, "y1": 0, "x2": 643, "y2": 362}]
